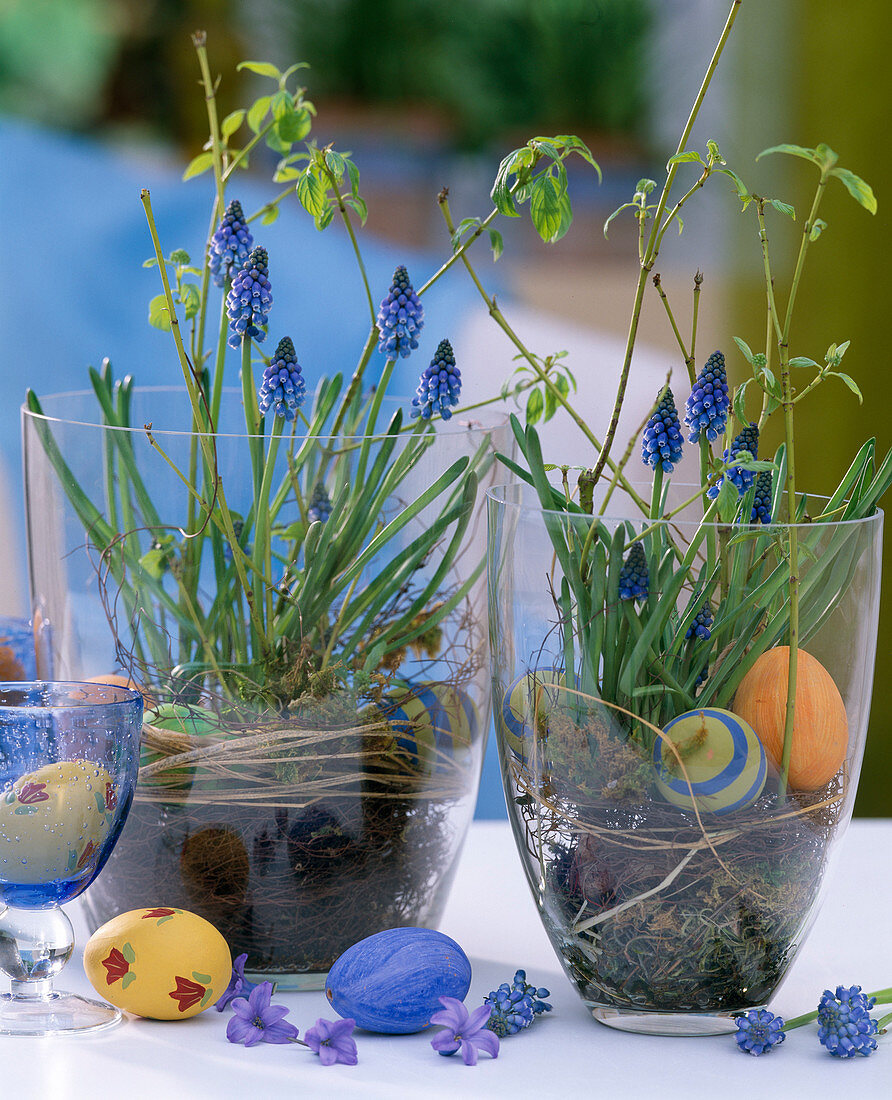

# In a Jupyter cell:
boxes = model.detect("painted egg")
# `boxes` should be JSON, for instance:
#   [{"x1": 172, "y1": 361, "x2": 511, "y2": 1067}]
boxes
[
  {"x1": 141, "y1": 702, "x2": 218, "y2": 790},
  {"x1": 325, "y1": 926, "x2": 471, "y2": 1033},
  {"x1": 499, "y1": 668, "x2": 575, "y2": 760},
  {"x1": 652, "y1": 707, "x2": 767, "y2": 815},
  {"x1": 0, "y1": 759, "x2": 115, "y2": 883},
  {"x1": 83, "y1": 907, "x2": 232, "y2": 1020},
  {"x1": 732, "y1": 646, "x2": 848, "y2": 790},
  {"x1": 374, "y1": 683, "x2": 477, "y2": 770}
]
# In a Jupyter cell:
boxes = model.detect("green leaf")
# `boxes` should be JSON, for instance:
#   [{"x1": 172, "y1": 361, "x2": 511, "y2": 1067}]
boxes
[
  {"x1": 221, "y1": 109, "x2": 245, "y2": 141},
  {"x1": 345, "y1": 157, "x2": 361, "y2": 198},
  {"x1": 733, "y1": 378, "x2": 751, "y2": 424},
  {"x1": 760, "y1": 366, "x2": 781, "y2": 397},
  {"x1": 733, "y1": 336, "x2": 754, "y2": 364},
  {"x1": 809, "y1": 218, "x2": 827, "y2": 241},
  {"x1": 814, "y1": 143, "x2": 840, "y2": 170},
  {"x1": 489, "y1": 228, "x2": 503, "y2": 261},
  {"x1": 237, "y1": 60, "x2": 281, "y2": 80},
  {"x1": 667, "y1": 150, "x2": 705, "y2": 167},
  {"x1": 829, "y1": 167, "x2": 877, "y2": 214},
  {"x1": 169, "y1": 248, "x2": 191, "y2": 265},
  {"x1": 182, "y1": 151, "x2": 213, "y2": 181},
  {"x1": 315, "y1": 203, "x2": 334, "y2": 231},
  {"x1": 247, "y1": 95, "x2": 272, "y2": 134},
  {"x1": 789, "y1": 356, "x2": 819, "y2": 368},
  {"x1": 829, "y1": 372, "x2": 863, "y2": 403},
  {"x1": 261, "y1": 204, "x2": 280, "y2": 226},
  {"x1": 768, "y1": 198, "x2": 796, "y2": 220},
  {"x1": 344, "y1": 196, "x2": 368, "y2": 225},
  {"x1": 297, "y1": 168, "x2": 328, "y2": 217},
  {"x1": 276, "y1": 108, "x2": 311, "y2": 144},
  {"x1": 716, "y1": 476, "x2": 740, "y2": 522},
  {"x1": 530, "y1": 174, "x2": 563, "y2": 242},
  {"x1": 603, "y1": 202, "x2": 635, "y2": 238},
  {"x1": 148, "y1": 294, "x2": 172, "y2": 331},
  {"x1": 757, "y1": 142, "x2": 821, "y2": 165},
  {"x1": 142, "y1": 258, "x2": 158, "y2": 268},
  {"x1": 525, "y1": 387, "x2": 544, "y2": 426},
  {"x1": 122, "y1": 941, "x2": 136, "y2": 964},
  {"x1": 179, "y1": 283, "x2": 200, "y2": 321},
  {"x1": 324, "y1": 148, "x2": 346, "y2": 180}
]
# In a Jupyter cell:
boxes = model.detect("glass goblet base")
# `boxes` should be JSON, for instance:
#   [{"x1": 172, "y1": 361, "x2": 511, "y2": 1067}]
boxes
[{"x1": 0, "y1": 981, "x2": 122, "y2": 1035}]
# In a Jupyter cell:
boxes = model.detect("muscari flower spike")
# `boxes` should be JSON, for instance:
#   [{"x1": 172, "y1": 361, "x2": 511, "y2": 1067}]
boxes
[
  {"x1": 618, "y1": 542, "x2": 649, "y2": 602},
  {"x1": 685, "y1": 349, "x2": 730, "y2": 443},
  {"x1": 376, "y1": 264, "x2": 424, "y2": 359},
  {"x1": 484, "y1": 969, "x2": 552, "y2": 1037},
  {"x1": 226, "y1": 246, "x2": 273, "y2": 349},
  {"x1": 641, "y1": 386, "x2": 684, "y2": 472},
  {"x1": 735, "y1": 1008, "x2": 786, "y2": 1056},
  {"x1": 751, "y1": 470, "x2": 773, "y2": 524},
  {"x1": 258, "y1": 336, "x2": 306, "y2": 421},
  {"x1": 707, "y1": 422, "x2": 760, "y2": 500},
  {"x1": 817, "y1": 984, "x2": 879, "y2": 1058},
  {"x1": 429, "y1": 997, "x2": 500, "y2": 1066},
  {"x1": 685, "y1": 601, "x2": 713, "y2": 641},
  {"x1": 209, "y1": 199, "x2": 253, "y2": 288},
  {"x1": 411, "y1": 338, "x2": 462, "y2": 421},
  {"x1": 307, "y1": 483, "x2": 332, "y2": 525}
]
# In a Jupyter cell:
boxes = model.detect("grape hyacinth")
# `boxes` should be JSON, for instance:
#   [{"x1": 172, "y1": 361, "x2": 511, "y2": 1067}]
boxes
[
  {"x1": 226, "y1": 246, "x2": 273, "y2": 348},
  {"x1": 817, "y1": 985, "x2": 879, "y2": 1058},
  {"x1": 641, "y1": 386, "x2": 684, "y2": 472},
  {"x1": 209, "y1": 199, "x2": 253, "y2": 288},
  {"x1": 735, "y1": 1009, "x2": 786, "y2": 1056},
  {"x1": 308, "y1": 483, "x2": 332, "y2": 525},
  {"x1": 685, "y1": 601, "x2": 713, "y2": 641},
  {"x1": 258, "y1": 337, "x2": 306, "y2": 420},
  {"x1": 376, "y1": 265, "x2": 424, "y2": 359},
  {"x1": 618, "y1": 543, "x2": 649, "y2": 601},
  {"x1": 411, "y1": 338, "x2": 462, "y2": 421},
  {"x1": 484, "y1": 970, "x2": 552, "y2": 1038},
  {"x1": 685, "y1": 350, "x2": 730, "y2": 443},
  {"x1": 707, "y1": 422, "x2": 760, "y2": 499},
  {"x1": 751, "y1": 470, "x2": 773, "y2": 524}
]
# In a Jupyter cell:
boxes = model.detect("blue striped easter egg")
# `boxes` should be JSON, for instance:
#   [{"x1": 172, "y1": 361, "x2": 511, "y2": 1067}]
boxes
[
  {"x1": 652, "y1": 707, "x2": 767, "y2": 815},
  {"x1": 499, "y1": 668, "x2": 576, "y2": 761},
  {"x1": 375, "y1": 683, "x2": 477, "y2": 770}
]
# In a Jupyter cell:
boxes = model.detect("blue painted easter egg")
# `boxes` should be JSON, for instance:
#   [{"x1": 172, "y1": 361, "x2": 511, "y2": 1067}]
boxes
[
  {"x1": 375, "y1": 683, "x2": 477, "y2": 769},
  {"x1": 325, "y1": 926, "x2": 471, "y2": 1033},
  {"x1": 499, "y1": 668, "x2": 576, "y2": 760},
  {"x1": 652, "y1": 707, "x2": 767, "y2": 815}
]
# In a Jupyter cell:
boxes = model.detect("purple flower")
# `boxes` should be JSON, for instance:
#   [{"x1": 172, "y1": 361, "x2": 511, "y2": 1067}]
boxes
[
  {"x1": 209, "y1": 199, "x2": 253, "y2": 288},
  {"x1": 225, "y1": 981, "x2": 299, "y2": 1047},
  {"x1": 258, "y1": 336, "x2": 306, "y2": 420},
  {"x1": 429, "y1": 996, "x2": 500, "y2": 1066},
  {"x1": 685, "y1": 350, "x2": 730, "y2": 443},
  {"x1": 303, "y1": 1017, "x2": 359, "y2": 1066},
  {"x1": 411, "y1": 338, "x2": 462, "y2": 421},
  {"x1": 735, "y1": 1008, "x2": 786, "y2": 1055},
  {"x1": 817, "y1": 984, "x2": 879, "y2": 1058},
  {"x1": 215, "y1": 953, "x2": 270, "y2": 1012},
  {"x1": 226, "y1": 246, "x2": 273, "y2": 348},
  {"x1": 484, "y1": 969, "x2": 552, "y2": 1037},
  {"x1": 618, "y1": 542, "x2": 648, "y2": 602},
  {"x1": 376, "y1": 265, "x2": 424, "y2": 359},
  {"x1": 641, "y1": 386, "x2": 684, "y2": 472},
  {"x1": 707, "y1": 422, "x2": 760, "y2": 500}
]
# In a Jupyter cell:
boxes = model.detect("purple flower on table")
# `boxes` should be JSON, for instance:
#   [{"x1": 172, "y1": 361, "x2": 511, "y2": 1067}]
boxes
[
  {"x1": 817, "y1": 984, "x2": 879, "y2": 1058},
  {"x1": 215, "y1": 952, "x2": 269, "y2": 1011},
  {"x1": 734, "y1": 1008, "x2": 786, "y2": 1055},
  {"x1": 429, "y1": 996, "x2": 500, "y2": 1065},
  {"x1": 484, "y1": 969, "x2": 552, "y2": 1037},
  {"x1": 225, "y1": 981, "x2": 298, "y2": 1046},
  {"x1": 303, "y1": 1017, "x2": 359, "y2": 1066}
]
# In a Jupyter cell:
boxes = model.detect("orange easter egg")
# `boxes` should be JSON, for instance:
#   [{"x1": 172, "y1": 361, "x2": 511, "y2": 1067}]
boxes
[{"x1": 733, "y1": 646, "x2": 847, "y2": 790}]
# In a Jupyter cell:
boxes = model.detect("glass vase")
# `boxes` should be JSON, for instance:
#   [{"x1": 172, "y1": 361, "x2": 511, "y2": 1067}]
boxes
[
  {"x1": 486, "y1": 481, "x2": 883, "y2": 1035},
  {"x1": 22, "y1": 386, "x2": 508, "y2": 988}
]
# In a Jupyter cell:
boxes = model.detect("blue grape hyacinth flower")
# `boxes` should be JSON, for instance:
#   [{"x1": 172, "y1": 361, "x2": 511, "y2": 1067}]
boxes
[
  {"x1": 641, "y1": 386, "x2": 684, "y2": 472},
  {"x1": 817, "y1": 985, "x2": 879, "y2": 1058},
  {"x1": 685, "y1": 350, "x2": 730, "y2": 443},
  {"x1": 751, "y1": 470, "x2": 773, "y2": 524},
  {"x1": 618, "y1": 542, "x2": 649, "y2": 601},
  {"x1": 707, "y1": 422, "x2": 760, "y2": 499},
  {"x1": 735, "y1": 1009, "x2": 786, "y2": 1055},
  {"x1": 411, "y1": 338, "x2": 462, "y2": 420},
  {"x1": 484, "y1": 970, "x2": 552, "y2": 1037},
  {"x1": 685, "y1": 601, "x2": 713, "y2": 641},
  {"x1": 258, "y1": 336, "x2": 305, "y2": 420},
  {"x1": 376, "y1": 265, "x2": 424, "y2": 359},
  {"x1": 307, "y1": 483, "x2": 332, "y2": 525},
  {"x1": 209, "y1": 199, "x2": 253, "y2": 288},
  {"x1": 226, "y1": 246, "x2": 273, "y2": 348}
]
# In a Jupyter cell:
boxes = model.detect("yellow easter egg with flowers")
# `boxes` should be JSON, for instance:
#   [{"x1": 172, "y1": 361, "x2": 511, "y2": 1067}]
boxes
[
  {"x1": 733, "y1": 646, "x2": 848, "y2": 791},
  {"x1": 84, "y1": 907, "x2": 232, "y2": 1020}
]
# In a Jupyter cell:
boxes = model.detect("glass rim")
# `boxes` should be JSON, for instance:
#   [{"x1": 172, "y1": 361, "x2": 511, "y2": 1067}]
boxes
[
  {"x1": 22, "y1": 387, "x2": 509, "y2": 442},
  {"x1": 485, "y1": 481, "x2": 885, "y2": 530},
  {"x1": 0, "y1": 681, "x2": 143, "y2": 709}
]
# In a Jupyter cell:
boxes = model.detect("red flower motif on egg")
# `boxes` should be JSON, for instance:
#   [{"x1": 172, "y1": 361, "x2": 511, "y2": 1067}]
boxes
[
  {"x1": 17, "y1": 781, "x2": 49, "y2": 804},
  {"x1": 169, "y1": 975, "x2": 207, "y2": 1012},
  {"x1": 105, "y1": 782, "x2": 117, "y2": 811},
  {"x1": 141, "y1": 908, "x2": 177, "y2": 919},
  {"x1": 75, "y1": 839, "x2": 98, "y2": 871},
  {"x1": 101, "y1": 947, "x2": 131, "y2": 985}
]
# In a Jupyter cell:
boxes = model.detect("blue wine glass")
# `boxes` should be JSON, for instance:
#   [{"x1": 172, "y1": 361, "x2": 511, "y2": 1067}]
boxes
[{"x1": 0, "y1": 681, "x2": 142, "y2": 1035}]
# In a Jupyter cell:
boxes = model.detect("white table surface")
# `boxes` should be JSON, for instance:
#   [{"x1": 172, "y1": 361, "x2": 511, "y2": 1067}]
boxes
[{"x1": 2, "y1": 819, "x2": 890, "y2": 1098}]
